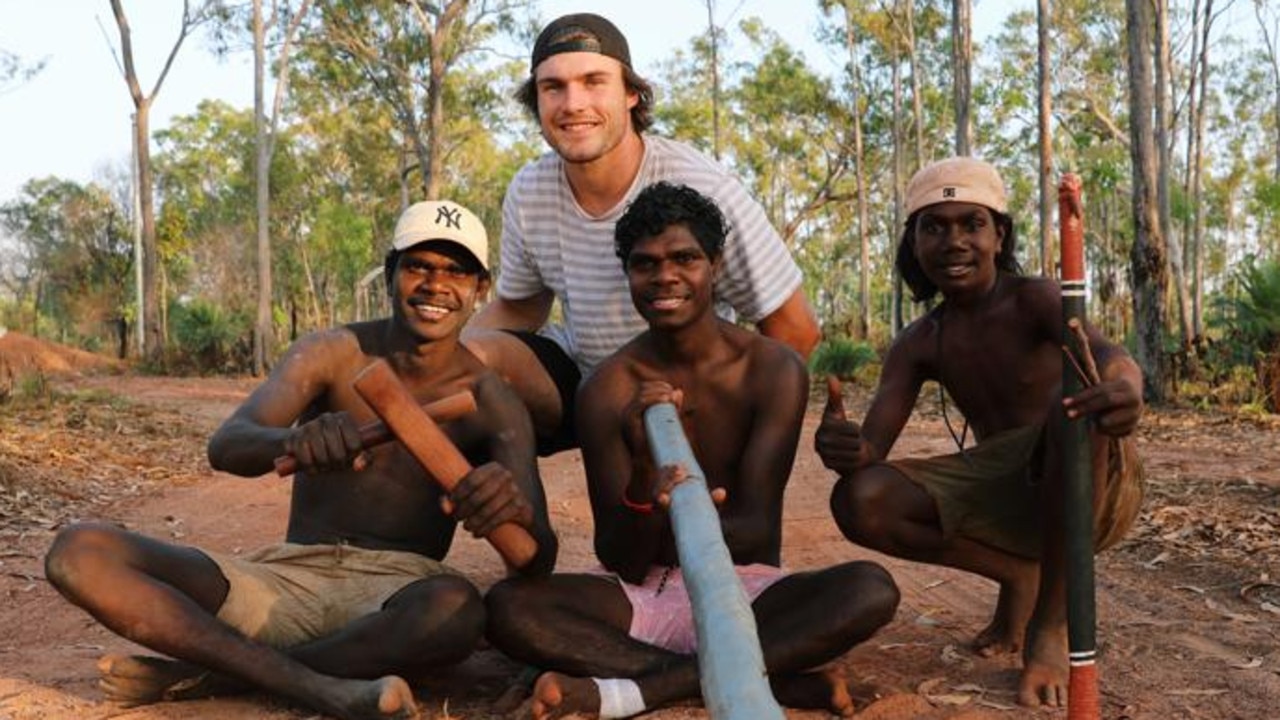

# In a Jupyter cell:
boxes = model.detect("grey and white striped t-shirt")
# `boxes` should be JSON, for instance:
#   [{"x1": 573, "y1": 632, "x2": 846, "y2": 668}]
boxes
[{"x1": 496, "y1": 135, "x2": 803, "y2": 374}]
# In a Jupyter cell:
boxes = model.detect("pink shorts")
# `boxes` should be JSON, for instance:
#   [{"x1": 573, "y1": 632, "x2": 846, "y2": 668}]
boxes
[{"x1": 612, "y1": 564, "x2": 785, "y2": 655}]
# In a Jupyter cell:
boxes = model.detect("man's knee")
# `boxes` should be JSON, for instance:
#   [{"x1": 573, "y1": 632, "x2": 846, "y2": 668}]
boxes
[
  {"x1": 387, "y1": 574, "x2": 484, "y2": 662},
  {"x1": 842, "y1": 561, "x2": 900, "y2": 626},
  {"x1": 829, "y1": 469, "x2": 897, "y2": 545},
  {"x1": 44, "y1": 521, "x2": 129, "y2": 597},
  {"x1": 483, "y1": 576, "x2": 540, "y2": 645}
]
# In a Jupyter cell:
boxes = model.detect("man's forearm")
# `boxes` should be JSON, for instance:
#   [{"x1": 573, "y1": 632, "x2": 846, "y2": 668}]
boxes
[
  {"x1": 464, "y1": 291, "x2": 553, "y2": 335},
  {"x1": 756, "y1": 290, "x2": 821, "y2": 359},
  {"x1": 207, "y1": 419, "x2": 290, "y2": 477}
]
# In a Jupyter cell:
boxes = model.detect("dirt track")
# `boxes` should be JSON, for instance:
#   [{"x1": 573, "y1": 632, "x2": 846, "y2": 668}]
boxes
[{"x1": 2, "y1": 373, "x2": 1279, "y2": 720}]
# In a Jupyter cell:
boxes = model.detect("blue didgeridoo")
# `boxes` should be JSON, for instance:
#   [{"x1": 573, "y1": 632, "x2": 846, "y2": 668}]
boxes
[{"x1": 643, "y1": 402, "x2": 785, "y2": 720}]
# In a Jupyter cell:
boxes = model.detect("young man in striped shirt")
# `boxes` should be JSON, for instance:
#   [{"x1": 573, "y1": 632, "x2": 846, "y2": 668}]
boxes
[{"x1": 463, "y1": 13, "x2": 820, "y2": 456}]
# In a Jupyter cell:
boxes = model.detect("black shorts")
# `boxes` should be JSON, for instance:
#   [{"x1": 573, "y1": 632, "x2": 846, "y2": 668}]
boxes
[{"x1": 500, "y1": 330, "x2": 581, "y2": 456}]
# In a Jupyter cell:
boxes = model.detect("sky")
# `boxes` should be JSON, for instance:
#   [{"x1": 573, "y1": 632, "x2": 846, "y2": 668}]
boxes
[{"x1": 0, "y1": 0, "x2": 1020, "y2": 209}]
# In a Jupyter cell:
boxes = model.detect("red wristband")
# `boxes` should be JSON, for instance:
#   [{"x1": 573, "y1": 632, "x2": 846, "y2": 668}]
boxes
[{"x1": 621, "y1": 491, "x2": 654, "y2": 514}]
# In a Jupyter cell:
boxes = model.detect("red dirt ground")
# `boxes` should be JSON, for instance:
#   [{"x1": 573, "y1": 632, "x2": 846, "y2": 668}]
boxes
[{"x1": 1, "y1": 331, "x2": 1278, "y2": 719}]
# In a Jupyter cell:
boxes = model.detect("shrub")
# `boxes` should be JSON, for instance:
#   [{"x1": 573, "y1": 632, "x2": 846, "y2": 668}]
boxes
[
  {"x1": 170, "y1": 299, "x2": 251, "y2": 373},
  {"x1": 809, "y1": 338, "x2": 879, "y2": 384}
]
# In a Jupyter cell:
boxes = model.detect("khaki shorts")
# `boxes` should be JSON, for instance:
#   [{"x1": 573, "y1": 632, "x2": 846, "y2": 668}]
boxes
[
  {"x1": 890, "y1": 425, "x2": 1143, "y2": 559},
  {"x1": 203, "y1": 542, "x2": 458, "y2": 648}
]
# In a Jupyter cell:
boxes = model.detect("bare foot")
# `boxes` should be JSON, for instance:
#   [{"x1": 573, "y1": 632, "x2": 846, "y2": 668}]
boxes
[
  {"x1": 1017, "y1": 621, "x2": 1069, "y2": 707},
  {"x1": 97, "y1": 654, "x2": 244, "y2": 706},
  {"x1": 972, "y1": 577, "x2": 1036, "y2": 657},
  {"x1": 531, "y1": 672, "x2": 603, "y2": 720},
  {"x1": 324, "y1": 675, "x2": 420, "y2": 720},
  {"x1": 493, "y1": 664, "x2": 540, "y2": 715},
  {"x1": 771, "y1": 667, "x2": 855, "y2": 717}
]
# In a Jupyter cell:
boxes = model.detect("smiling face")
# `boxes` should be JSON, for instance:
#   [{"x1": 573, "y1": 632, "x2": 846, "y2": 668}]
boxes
[
  {"x1": 389, "y1": 243, "x2": 489, "y2": 342},
  {"x1": 533, "y1": 51, "x2": 638, "y2": 166},
  {"x1": 911, "y1": 202, "x2": 1006, "y2": 301},
  {"x1": 624, "y1": 224, "x2": 720, "y2": 331}
]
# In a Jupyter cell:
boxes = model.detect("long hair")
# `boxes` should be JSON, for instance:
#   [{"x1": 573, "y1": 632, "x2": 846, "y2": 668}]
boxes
[
  {"x1": 895, "y1": 209, "x2": 1021, "y2": 303},
  {"x1": 515, "y1": 64, "x2": 655, "y2": 133}
]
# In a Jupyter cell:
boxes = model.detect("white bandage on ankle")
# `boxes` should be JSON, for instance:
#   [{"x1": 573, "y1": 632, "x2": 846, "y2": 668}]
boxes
[{"x1": 592, "y1": 677, "x2": 646, "y2": 719}]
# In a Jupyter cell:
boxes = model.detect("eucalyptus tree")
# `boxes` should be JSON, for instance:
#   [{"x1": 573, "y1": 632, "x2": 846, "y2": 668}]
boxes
[
  {"x1": 821, "y1": 0, "x2": 875, "y2": 339},
  {"x1": 983, "y1": 1, "x2": 1136, "y2": 332},
  {"x1": 108, "y1": 0, "x2": 216, "y2": 360},
  {"x1": 1128, "y1": 0, "x2": 1170, "y2": 400},
  {"x1": 0, "y1": 179, "x2": 133, "y2": 352},
  {"x1": 303, "y1": 0, "x2": 530, "y2": 202},
  {"x1": 248, "y1": 0, "x2": 312, "y2": 374}
]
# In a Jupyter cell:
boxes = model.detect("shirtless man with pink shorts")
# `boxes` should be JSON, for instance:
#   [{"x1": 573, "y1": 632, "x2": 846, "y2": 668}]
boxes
[{"x1": 484, "y1": 182, "x2": 899, "y2": 718}]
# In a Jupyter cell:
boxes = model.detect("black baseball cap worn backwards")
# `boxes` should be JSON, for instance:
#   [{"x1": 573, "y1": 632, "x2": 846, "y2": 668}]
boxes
[{"x1": 531, "y1": 13, "x2": 632, "y2": 72}]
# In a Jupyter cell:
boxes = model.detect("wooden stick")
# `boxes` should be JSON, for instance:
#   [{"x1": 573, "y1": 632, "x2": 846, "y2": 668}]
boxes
[
  {"x1": 1067, "y1": 317, "x2": 1103, "y2": 386},
  {"x1": 1059, "y1": 173, "x2": 1101, "y2": 720},
  {"x1": 352, "y1": 359, "x2": 537, "y2": 569},
  {"x1": 643, "y1": 403, "x2": 784, "y2": 720},
  {"x1": 273, "y1": 391, "x2": 477, "y2": 477}
]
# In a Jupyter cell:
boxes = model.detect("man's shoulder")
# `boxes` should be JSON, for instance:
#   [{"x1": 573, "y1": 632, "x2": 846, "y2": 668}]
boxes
[
  {"x1": 645, "y1": 135, "x2": 729, "y2": 180},
  {"x1": 291, "y1": 323, "x2": 367, "y2": 356},
  {"x1": 579, "y1": 336, "x2": 651, "y2": 396},
  {"x1": 511, "y1": 151, "x2": 563, "y2": 188},
  {"x1": 727, "y1": 323, "x2": 802, "y2": 367},
  {"x1": 889, "y1": 311, "x2": 942, "y2": 359}
]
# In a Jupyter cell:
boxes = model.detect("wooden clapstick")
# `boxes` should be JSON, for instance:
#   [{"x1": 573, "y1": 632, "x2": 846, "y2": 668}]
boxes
[
  {"x1": 643, "y1": 402, "x2": 784, "y2": 720},
  {"x1": 352, "y1": 359, "x2": 538, "y2": 569},
  {"x1": 273, "y1": 391, "x2": 477, "y2": 477}
]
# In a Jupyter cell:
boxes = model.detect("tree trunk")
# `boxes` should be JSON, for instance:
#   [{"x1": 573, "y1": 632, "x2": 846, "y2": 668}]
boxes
[
  {"x1": 1037, "y1": 0, "x2": 1053, "y2": 276},
  {"x1": 110, "y1": 0, "x2": 196, "y2": 364},
  {"x1": 891, "y1": 12, "x2": 905, "y2": 334},
  {"x1": 135, "y1": 104, "x2": 162, "y2": 361},
  {"x1": 905, "y1": 0, "x2": 925, "y2": 169},
  {"x1": 253, "y1": 0, "x2": 272, "y2": 376},
  {"x1": 706, "y1": 0, "x2": 722, "y2": 161},
  {"x1": 1184, "y1": 0, "x2": 1203, "y2": 341},
  {"x1": 1192, "y1": 0, "x2": 1217, "y2": 340},
  {"x1": 1126, "y1": 0, "x2": 1168, "y2": 402},
  {"x1": 952, "y1": 0, "x2": 973, "y2": 156},
  {"x1": 1155, "y1": 0, "x2": 1192, "y2": 358},
  {"x1": 847, "y1": 12, "x2": 871, "y2": 340},
  {"x1": 1260, "y1": 3, "x2": 1280, "y2": 178}
]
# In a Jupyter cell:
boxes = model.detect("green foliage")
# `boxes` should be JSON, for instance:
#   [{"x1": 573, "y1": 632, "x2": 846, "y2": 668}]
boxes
[
  {"x1": 1206, "y1": 256, "x2": 1280, "y2": 411},
  {"x1": 170, "y1": 299, "x2": 251, "y2": 373},
  {"x1": 15, "y1": 370, "x2": 52, "y2": 406},
  {"x1": 809, "y1": 338, "x2": 879, "y2": 383}
]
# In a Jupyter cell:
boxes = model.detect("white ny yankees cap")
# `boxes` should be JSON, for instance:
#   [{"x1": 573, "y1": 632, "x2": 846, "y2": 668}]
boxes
[
  {"x1": 391, "y1": 200, "x2": 489, "y2": 270},
  {"x1": 905, "y1": 156, "x2": 1008, "y2": 217}
]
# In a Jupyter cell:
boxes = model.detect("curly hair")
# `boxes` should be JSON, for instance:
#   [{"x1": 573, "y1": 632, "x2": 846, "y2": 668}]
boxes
[
  {"x1": 895, "y1": 209, "x2": 1021, "y2": 303},
  {"x1": 614, "y1": 182, "x2": 728, "y2": 265},
  {"x1": 515, "y1": 64, "x2": 655, "y2": 134}
]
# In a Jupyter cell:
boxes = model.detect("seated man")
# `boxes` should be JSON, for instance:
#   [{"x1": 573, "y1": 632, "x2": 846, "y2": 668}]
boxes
[
  {"x1": 816, "y1": 157, "x2": 1144, "y2": 707},
  {"x1": 44, "y1": 200, "x2": 558, "y2": 720},
  {"x1": 485, "y1": 182, "x2": 898, "y2": 719}
]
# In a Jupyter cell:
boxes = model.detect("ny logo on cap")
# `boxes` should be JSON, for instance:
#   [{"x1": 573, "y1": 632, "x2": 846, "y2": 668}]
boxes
[
  {"x1": 436, "y1": 206, "x2": 462, "y2": 230},
  {"x1": 942, "y1": 187, "x2": 957, "y2": 199}
]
